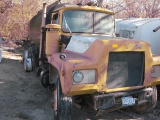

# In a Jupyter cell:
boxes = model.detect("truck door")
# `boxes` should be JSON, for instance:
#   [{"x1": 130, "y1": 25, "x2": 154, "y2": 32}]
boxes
[{"x1": 46, "y1": 12, "x2": 60, "y2": 55}]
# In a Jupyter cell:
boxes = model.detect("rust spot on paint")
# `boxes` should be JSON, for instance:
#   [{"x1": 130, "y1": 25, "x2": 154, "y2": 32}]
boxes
[{"x1": 62, "y1": 70, "x2": 65, "y2": 76}]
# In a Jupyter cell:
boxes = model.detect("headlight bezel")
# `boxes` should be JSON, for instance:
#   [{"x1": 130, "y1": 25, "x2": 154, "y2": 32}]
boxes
[{"x1": 72, "y1": 69, "x2": 96, "y2": 85}]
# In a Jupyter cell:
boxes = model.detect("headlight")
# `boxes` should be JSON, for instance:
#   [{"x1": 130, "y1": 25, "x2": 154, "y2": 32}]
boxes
[
  {"x1": 73, "y1": 71, "x2": 84, "y2": 83},
  {"x1": 72, "y1": 70, "x2": 96, "y2": 84}
]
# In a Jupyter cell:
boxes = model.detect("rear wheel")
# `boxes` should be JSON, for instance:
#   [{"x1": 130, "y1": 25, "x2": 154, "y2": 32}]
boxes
[
  {"x1": 53, "y1": 77, "x2": 72, "y2": 120},
  {"x1": 22, "y1": 50, "x2": 28, "y2": 62},
  {"x1": 132, "y1": 86, "x2": 157, "y2": 113},
  {"x1": 24, "y1": 58, "x2": 33, "y2": 72},
  {"x1": 23, "y1": 50, "x2": 33, "y2": 72}
]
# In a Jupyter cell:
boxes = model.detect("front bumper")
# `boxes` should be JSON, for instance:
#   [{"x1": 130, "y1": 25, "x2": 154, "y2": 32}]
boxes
[{"x1": 93, "y1": 87, "x2": 152, "y2": 111}]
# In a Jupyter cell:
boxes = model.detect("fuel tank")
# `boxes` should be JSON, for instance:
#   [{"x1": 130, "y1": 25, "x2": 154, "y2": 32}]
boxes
[{"x1": 28, "y1": 1, "x2": 59, "y2": 45}]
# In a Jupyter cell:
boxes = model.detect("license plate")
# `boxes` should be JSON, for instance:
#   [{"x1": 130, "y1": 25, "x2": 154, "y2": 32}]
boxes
[{"x1": 122, "y1": 96, "x2": 135, "y2": 106}]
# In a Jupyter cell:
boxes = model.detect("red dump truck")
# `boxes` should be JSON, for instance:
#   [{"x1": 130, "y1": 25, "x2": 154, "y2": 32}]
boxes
[{"x1": 23, "y1": 1, "x2": 160, "y2": 120}]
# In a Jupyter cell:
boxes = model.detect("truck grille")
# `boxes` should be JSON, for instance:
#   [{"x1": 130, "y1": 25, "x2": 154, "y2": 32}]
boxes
[{"x1": 106, "y1": 52, "x2": 144, "y2": 89}]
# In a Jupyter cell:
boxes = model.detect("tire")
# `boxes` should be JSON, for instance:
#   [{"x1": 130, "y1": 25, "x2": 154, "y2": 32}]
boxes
[
  {"x1": 53, "y1": 77, "x2": 72, "y2": 120},
  {"x1": 132, "y1": 86, "x2": 157, "y2": 113}
]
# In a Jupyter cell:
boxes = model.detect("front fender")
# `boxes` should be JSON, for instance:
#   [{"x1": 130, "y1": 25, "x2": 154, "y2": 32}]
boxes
[{"x1": 47, "y1": 52, "x2": 92, "y2": 95}]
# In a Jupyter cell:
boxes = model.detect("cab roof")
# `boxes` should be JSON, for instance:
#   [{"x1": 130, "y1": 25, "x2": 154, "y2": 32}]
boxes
[{"x1": 52, "y1": 3, "x2": 114, "y2": 15}]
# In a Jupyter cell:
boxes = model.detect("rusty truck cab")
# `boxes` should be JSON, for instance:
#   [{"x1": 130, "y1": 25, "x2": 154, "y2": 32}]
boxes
[{"x1": 25, "y1": 2, "x2": 160, "y2": 120}]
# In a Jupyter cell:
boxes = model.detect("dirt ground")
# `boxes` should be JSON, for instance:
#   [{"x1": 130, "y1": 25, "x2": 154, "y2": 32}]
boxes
[{"x1": 0, "y1": 45, "x2": 160, "y2": 120}]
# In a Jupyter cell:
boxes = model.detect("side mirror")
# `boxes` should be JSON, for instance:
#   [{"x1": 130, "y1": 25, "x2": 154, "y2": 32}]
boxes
[
  {"x1": 46, "y1": 24, "x2": 61, "y2": 29},
  {"x1": 59, "y1": 35, "x2": 71, "y2": 46}
]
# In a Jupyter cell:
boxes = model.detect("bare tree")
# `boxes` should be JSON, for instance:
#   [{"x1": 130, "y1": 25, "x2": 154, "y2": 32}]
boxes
[
  {"x1": 108, "y1": 0, "x2": 160, "y2": 18},
  {"x1": 0, "y1": 0, "x2": 42, "y2": 40},
  {"x1": 0, "y1": 0, "x2": 13, "y2": 13},
  {"x1": 141, "y1": 0, "x2": 160, "y2": 17},
  {"x1": 1, "y1": 0, "x2": 160, "y2": 40}
]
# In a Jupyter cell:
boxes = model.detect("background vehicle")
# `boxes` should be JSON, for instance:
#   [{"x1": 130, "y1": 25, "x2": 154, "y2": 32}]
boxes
[
  {"x1": 23, "y1": 1, "x2": 160, "y2": 120},
  {"x1": 115, "y1": 18, "x2": 160, "y2": 55}
]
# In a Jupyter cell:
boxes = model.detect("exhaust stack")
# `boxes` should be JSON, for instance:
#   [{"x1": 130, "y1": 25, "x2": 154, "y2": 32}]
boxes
[{"x1": 39, "y1": 2, "x2": 47, "y2": 65}]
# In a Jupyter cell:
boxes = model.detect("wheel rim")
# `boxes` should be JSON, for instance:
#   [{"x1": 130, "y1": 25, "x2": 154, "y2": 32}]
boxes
[
  {"x1": 43, "y1": 73, "x2": 49, "y2": 88},
  {"x1": 23, "y1": 50, "x2": 28, "y2": 62},
  {"x1": 24, "y1": 58, "x2": 32, "y2": 72},
  {"x1": 36, "y1": 67, "x2": 43, "y2": 77}
]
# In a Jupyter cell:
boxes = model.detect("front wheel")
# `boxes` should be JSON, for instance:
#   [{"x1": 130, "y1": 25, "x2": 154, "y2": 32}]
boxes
[
  {"x1": 132, "y1": 86, "x2": 157, "y2": 113},
  {"x1": 53, "y1": 77, "x2": 72, "y2": 120}
]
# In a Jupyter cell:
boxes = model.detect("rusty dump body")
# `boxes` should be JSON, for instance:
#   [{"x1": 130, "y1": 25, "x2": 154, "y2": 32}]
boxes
[{"x1": 28, "y1": 1, "x2": 160, "y2": 115}]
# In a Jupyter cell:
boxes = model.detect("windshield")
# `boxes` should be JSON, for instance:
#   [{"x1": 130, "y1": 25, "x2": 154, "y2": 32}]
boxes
[{"x1": 62, "y1": 10, "x2": 114, "y2": 34}]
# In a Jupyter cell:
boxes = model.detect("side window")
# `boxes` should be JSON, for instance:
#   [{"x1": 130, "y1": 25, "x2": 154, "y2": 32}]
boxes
[{"x1": 52, "y1": 13, "x2": 59, "y2": 24}]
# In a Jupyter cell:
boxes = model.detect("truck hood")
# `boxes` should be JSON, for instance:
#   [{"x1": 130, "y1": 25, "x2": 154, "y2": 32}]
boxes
[
  {"x1": 48, "y1": 35, "x2": 153, "y2": 95},
  {"x1": 65, "y1": 35, "x2": 149, "y2": 54},
  {"x1": 66, "y1": 35, "x2": 112, "y2": 53}
]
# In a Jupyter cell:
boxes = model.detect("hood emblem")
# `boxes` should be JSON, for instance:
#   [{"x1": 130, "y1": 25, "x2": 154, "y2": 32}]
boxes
[{"x1": 135, "y1": 44, "x2": 142, "y2": 49}]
